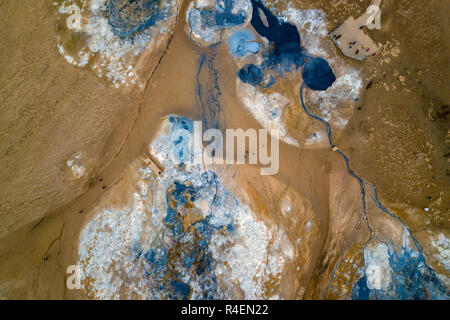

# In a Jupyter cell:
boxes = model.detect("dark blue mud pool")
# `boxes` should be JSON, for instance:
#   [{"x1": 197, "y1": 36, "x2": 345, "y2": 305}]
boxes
[
  {"x1": 302, "y1": 57, "x2": 336, "y2": 91},
  {"x1": 106, "y1": 0, "x2": 165, "y2": 37},
  {"x1": 238, "y1": 64, "x2": 268, "y2": 87},
  {"x1": 238, "y1": 0, "x2": 336, "y2": 91}
]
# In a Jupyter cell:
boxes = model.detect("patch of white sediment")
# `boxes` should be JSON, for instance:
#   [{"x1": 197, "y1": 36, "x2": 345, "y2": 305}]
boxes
[
  {"x1": 237, "y1": 80, "x2": 299, "y2": 146},
  {"x1": 55, "y1": 0, "x2": 180, "y2": 87},
  {"x1": 363, "y1": 242, "x2": 392, "y2": 291},
  {"x1": 431, "y1": 233, "x2": 450, "y2": 285},
  {"x1": 78, "y1": 195, "x2": 153, "y2": 299},
  {"x1": 305, "y1": 130, "x2": 326, "y2": 146},
  {"x1": 280, "y1": 6, "x2": 329, "y2": 58},
  {"x1": 431, "y1": 234, "x2": 450, "y2": 271},
  {"x1": 308, "y1": 69, "x2": 363, "y2": 129},
  {"x1": 66, "y1": 152, "x2": 86, "y2": 178},
  {"x1": 210, "y1": 206, "x2": 294, "y2": 299},
  {"x1": 280, "y1": 195, "x2": 292, "y2": 215},
  {"x1": 186, "y1": 0, "x2": 252, "y2": 46}
]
